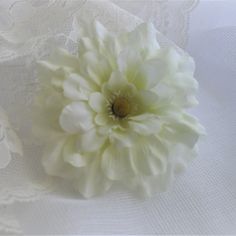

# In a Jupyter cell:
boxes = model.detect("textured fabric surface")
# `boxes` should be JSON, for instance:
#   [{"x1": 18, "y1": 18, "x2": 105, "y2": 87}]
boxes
[{"x1": 0, "y1": 0, "x2": 236, "y2": 234}]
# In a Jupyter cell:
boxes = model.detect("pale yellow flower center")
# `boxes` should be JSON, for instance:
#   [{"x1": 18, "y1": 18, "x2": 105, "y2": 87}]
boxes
[{"x1": 112, "y1": 97, "x2": 131, "y2": 119}]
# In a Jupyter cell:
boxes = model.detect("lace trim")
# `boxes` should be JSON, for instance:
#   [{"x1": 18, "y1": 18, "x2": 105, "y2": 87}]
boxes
[
  {"x1": 111, "y1": 0, "x2": 199, "y2": 48},
  {"x1": 0, "y1": 180, "x2": 55, "y2": 205},
  {"x1": 0, "y1": 214, "x2": 22, "y2": 234}
]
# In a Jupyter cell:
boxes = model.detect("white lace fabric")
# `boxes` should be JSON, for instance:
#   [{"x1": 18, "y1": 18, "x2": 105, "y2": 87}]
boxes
[{"x1": 0, "y1": 0, "x2": 212, "y2": 234}]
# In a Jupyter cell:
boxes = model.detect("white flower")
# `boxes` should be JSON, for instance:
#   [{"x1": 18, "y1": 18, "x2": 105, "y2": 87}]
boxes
[
  {"x1": 0, "y1": 106, "x2": 23, "y2": 169},
  {"x1": 34, "y1": 20, "x2": 205, "y2": 198}
]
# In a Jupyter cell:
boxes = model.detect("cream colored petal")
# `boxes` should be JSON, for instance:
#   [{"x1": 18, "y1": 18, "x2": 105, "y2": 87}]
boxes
[
  {"x1": 77, "y1": 128, "x2": 106, "y2": 153},
  {"x1": 63, "y1": 73, "x2": 94, "y2": 101},
  {"x1": 105, "y1": 71, "x2": 137, "y2": 96},
  {"x1": 94, "y1": 113, "x2": 109, "y2": 126},
  {"x1": 137, "y1": 90, "x2": 159, "y2": 112},
  {"x1": 63, "y1": 138, "x2": 87, "y2": 167},
  {"x1": 101, "y1": 144, "x2": 135, "y2": 180},
  {"x1": 109, "y1": 130, "x2": 138, "y2": 148},
  {"x1": 161, "y1": 48, "x2": 195, "y2": 75},
  {"x1": 136, "y1": 59, "x2": 166, "y2": 89},
  {"x1": 88, "y1": 92, "x2": 107, "y2": 113},
  {"x1": 117, "y1": 49, "x2": 143, "y2": 84},
  {"x1": 124, "y1": 22, "x2": 160, "y2": 59},
  {"x1": 168, "y1": 73, "x2": 199, "y2": 108},
  {"x1": 82, "y1": 51, "x2": 111, "y2": 86},
  {"x1": 123, "y1": 170, "x2": 172, "y2": 198},
  {"x1": 106, "y1": 71, "x2": 126, "y2": 89},
  {"x1": 129, "y1": 137, "x2": 168, "y2": 177},
  {"x1": 80, "y1": 20, "x2": 110, "y2": 43},
  {"x1": 42, "y1": 137, "x2": 79, "y2": 179},
  {"x1": 59, "y1": 102, "x2": 94, "y2": 134},
  {"x1": 77, "y1": 20, "x2": 120, "y2": 67},
  {"x1": 179, "y1": 54, "x2": 195, "y2": 76},
  {"x1": 38, "y1": 48, "x2": 79, "y2": 72},
  {"x1": 71, "y1": 18, "x2": 100, "y2": 54},
  {"x1": 65, "y1": 153, "x2": 86, "y2": 168},
  {"x1": 161, "y1": 113, "x2": 204, "y2": 148},
  {"x1": 78, "y1": 37, "x2": 97, "y2": 55},
  {"x1": 128, "y1": 114, "x2": 161, "y2": 135},
  {"x1": 75, "y1": 157, "x2": 112, "y2": 198},
  {"x1": 37, "y1": 62, "x2": 66, "y2": 89}
]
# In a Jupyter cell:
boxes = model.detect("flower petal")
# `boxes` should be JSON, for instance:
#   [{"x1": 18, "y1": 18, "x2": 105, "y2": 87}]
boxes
[
  {"x1": 168, "y1": 73, "x2": 199, "y2": 108},
  {"x1": 130, "y1": 137, "x2": 168, "y2": 176},
  {"x1": 73, "y1": 19, "x2": 110, "y2": 54},
  {"x1": 161, "y1": 113, "x2": 205, "y2": 148},
  {"x1": 123, "y1": 170, "x2": 172, "y2": 198},
  {"x1": 136, "y1": 59, "x2": 166, "y2": 89},
  {"x1": 79, "y1": 20, "x2": 110, "y2": 44},
  {"x1": 88, "y1": 92, "x2": 107, "y2": 113},
  {"x1": 59, "y1": 102, "x2": 94, "y2": 134},
  {"x1": 42, "y1": 137, "x2": 79, "y2": 179},
  {"x1": 75, "y1": 156, "x2": 112, "y2": 198},
  {"x1": 38, "y1": 48, "x2": 79, "y2": 73},
  {"x1": 95, "y1": 113, "x2": 109, "y2": 126},
  {"x1": 63, "y1": 138, "x2": 87, "y2": 167},
  {"x1": 129, "y1": 114, "x2": 161, "y2": 135},
  {"x1": 138, "y1": 90, "x2": 159, "y2": 112},
  {"x1": 109, "y1": 130, "x2": 138, "y2": 148},
  {"x1": 63, "y1": 73, "x2": 94, "y2": 101},
  {"x1": 81, "y1": 51, "x2": 111, "y2": 85},
  {"x1": 104, "y1": 71, "x2": 137, "y2": 97},
  {"x1": 124, "y1": 22, "x2": 160, "y2": 59},
  {"x1": 117, "y1": 49, "x2": 143, "y2": 83},
  {"x1": 77, "y1": 128, "x2": 106, "y2": 152},
  {"x1": 102, "y1": 144, "x2": 135, "y2": 180}
]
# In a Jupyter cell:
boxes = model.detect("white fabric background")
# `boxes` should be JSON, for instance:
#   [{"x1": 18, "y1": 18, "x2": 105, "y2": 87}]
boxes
[{"x1": 0, "y1": 0, "x2": 236, "y2": 234}]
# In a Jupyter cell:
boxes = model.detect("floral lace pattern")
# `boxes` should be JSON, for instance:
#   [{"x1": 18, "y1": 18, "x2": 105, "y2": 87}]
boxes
[
  {"x1": 111, "y1": 0, "x2": 198, "y2": 48},
  {"x1": 0, "y1": 213, "x2": 22, "y2": 234}
]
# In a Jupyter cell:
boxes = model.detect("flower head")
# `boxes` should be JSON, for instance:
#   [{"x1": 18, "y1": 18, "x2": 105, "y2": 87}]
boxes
[{"x1": 34, "y1": 20, "x2": 205, "y2": 198}]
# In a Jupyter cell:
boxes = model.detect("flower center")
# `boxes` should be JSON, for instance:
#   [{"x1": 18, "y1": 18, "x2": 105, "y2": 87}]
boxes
[{"x1": 112, "y1": 97, "x2": 131, "y2": 119}]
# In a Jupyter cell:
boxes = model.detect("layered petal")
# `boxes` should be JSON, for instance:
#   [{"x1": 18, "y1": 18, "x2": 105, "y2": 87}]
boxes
[
  {"x1": 80, "y1": 51, "x2": 112, "y2": 86},
  {"x1": 75, "y1": 156, "x2": 112, "y2": 198},
  {"x1": 102, "y1": 144, "x2": 135, "y2": 180},
  {"x1": 63, "y1": 73, "x2": 95, "y2": 101},
  {"x1": 128, "y1": 114, "x2": 161, "y2": 135},
  {"x1": 59, "y1": 102, "x2": 94, "y2": 133},
  {"x1": 129, "y1": 137, "x2": 168, "y2": 176},
  {"x1": 88, "y1": 92, "x2": 107, "y2": 113},
  {"x1": 63, "y1": 138, "x2": 87, "y2": 167},
  {"x1": 42, "y1": 137, "x2": 79, "y2": 179},
  {"x1": 161, "y1": 112, "x2": 205, "y2": 148},
  {"x1": 103, "y1": 71, "x2": 137, "y2": 97},
  {"x1": 76, "y1": 128, "x2": 106, "y2": 153},
  {"x1": 124, "y1": 22, "x2": 160, "y2": 59}
]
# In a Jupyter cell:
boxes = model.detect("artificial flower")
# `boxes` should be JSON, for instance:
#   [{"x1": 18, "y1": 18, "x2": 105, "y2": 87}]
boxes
[{"x1": 33, "y1": 20, "x2": 205, "y2": 198}]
